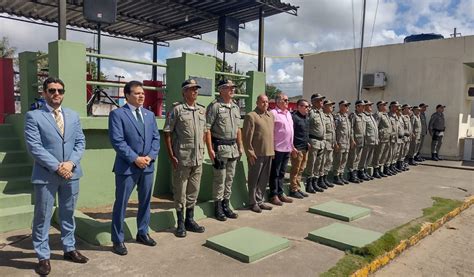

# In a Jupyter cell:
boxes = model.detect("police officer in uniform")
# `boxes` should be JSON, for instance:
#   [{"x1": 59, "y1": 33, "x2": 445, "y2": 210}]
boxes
[
  {"x1": 322, "y1": 99, "x2": 336, "y2": 187},
  {"x1": 416, "y1": 103, "x2": 429, "y2": 161},
  {"x1": 333, "y1": 100, "x2": 352, "y2": 185},
  {"x1": 373, "y1": 101, "x2": 391, "y2": 177},
  {"x1": 388, "y1": 101, "x2": 402, "y2": 174},
  {"x1": 358, "y1": 100, "x2": 378, "y2": 180},
  {"x1": 306, "y1": 93, "x2": 326, "y2": 192},
  {"x1": 399, "y1": 104, "x2": 412, "y2": 170},
  {"x1": 164, "y1": 79, "x2": 206, "y2": 237},
  {"x1": 408, "y1": 105, "x2": 422, "y2": 165},
  {"x1": 347, "y1": 100, "x2": 366, "y2": 183},
  {"x1": 206, "y1": 79, "x2": 242, "y2": 221},
  {"x1": 428, "y1": 104, "x2": 446, "y2": 161}
]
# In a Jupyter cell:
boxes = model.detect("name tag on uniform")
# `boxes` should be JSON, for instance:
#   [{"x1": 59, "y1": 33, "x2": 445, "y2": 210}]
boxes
[{"x1": 219, "y1": 108, "x2": 227, "y2": 113}]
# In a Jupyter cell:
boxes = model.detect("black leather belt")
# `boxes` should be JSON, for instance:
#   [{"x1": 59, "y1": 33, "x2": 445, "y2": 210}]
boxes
[
  {"x1": 309, "y1": 134, "x2": 324, "y2": 140},
  {"x1": 211, "y1": 137, "x2": 236, "y2": 146}
]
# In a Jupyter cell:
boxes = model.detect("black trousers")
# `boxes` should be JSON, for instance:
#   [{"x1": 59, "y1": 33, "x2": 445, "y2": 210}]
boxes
[{"x1": 269, "y1": 151, "x2": 290, "y2": 197}]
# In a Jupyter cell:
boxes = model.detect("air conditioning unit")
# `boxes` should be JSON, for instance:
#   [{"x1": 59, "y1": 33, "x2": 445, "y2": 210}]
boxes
[
  {"x1": 363, "y1": 72, "x2": 387, "y2": 89},
  {"x1": 467, "y1": 84, "x2": 474, "y2": 100}
]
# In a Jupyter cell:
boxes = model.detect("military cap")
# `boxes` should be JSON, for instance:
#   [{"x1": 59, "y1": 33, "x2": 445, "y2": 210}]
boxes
[
  {"x1": 217, "y1": 79, "x2": 237, "y2": 89},
  {"x1": 436, "y1": 104, "x2": 446, "y2": 109},
  {"x1": 181, "y1": 79, "x2": 201, "y2": 89},
  {"x1": 419, "y1": 103, "x2": 429, "y2": 108},
  {"x1": 377, "y1": 100, "x2": 388, "y2": 106},
  {"x1": 389, "y1": 101, "x2": 401, "y2": 107},
  {"x1": 401, "y1": 104, "x2": 411, "y2": 109},
  {"x1": 339, "y1": 100, "x2": 351, "y2": 106},
  {"x1": 311, "y1": 93, "x2": 326, "y2": 100},
  {"x1": 364, "y1": 100, "x2": 374, "y2": 105},
  {"x1": 412, "y1": 105, "x2": 420, "y2": 110},
  {"x1": 355, "y1": 100, "x2": 365, "y2": 106},
  {"x1": 323, "y1": 99, "x2": 335, "y2": 105}
]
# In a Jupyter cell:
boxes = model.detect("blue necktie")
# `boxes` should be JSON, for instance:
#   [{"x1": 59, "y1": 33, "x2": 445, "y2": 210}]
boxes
[{"x1": 136, "y1": 108, "x2": 145, "y2": 133}]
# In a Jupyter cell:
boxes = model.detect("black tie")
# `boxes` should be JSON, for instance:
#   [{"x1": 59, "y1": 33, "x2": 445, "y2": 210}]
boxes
[{"x1": 136, "y1": 108, "x2": 145, "y2": 133}]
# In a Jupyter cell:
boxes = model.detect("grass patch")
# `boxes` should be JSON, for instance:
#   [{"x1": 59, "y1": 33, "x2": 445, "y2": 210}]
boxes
[{"x1": 320, "y1": 197, "x2": 463, "y2": 277}]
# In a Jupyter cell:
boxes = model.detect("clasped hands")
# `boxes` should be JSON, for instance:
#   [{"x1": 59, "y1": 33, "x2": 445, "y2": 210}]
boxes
[
  {"x1": 135, "y1": 156, "x2": 152, "y2": 169},
  {"x1": 56, "y1": 161, "x2": 74, "y2": 179}
]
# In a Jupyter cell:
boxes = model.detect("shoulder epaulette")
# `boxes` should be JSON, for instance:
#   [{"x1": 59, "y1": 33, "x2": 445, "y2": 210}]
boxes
[
  {"x1": 172, "y1": 102, "x2": 181, "y2": 107},
  {"x1": 196, "y1": 103, "x2": 205, "y2": 108}
]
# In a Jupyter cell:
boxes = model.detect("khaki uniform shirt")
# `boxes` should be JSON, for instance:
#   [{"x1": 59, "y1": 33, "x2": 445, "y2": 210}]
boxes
[
  {"x1": 334, "y1": 112, "x2": 352, "y2": 151},
  {"x1": 350, "y1": 112, "x2": 366, "y2": 147},
  {"x1": 308, "y1": 107, "x2": 326, "y2": 149},
  {"x1": 364, "y1": 112, "x2": 379, "y2": 146},
  {"x1": 420, "y1": 112, "x2": 428, "y2": 135},
  {"x1": 206, "y1": 97, "x2": 240, "y2": 158},
  {"x1": 389, "y1": 112, "x2": 402, "y2": 143},
  {"x1": 410, "y1": 114, "x2": 422, "y2": 141},
  {"x1": 164, "y1": 102, "x2": 206, "y2": 167},
  {"x1": 401, "y1": 114, "x2": 411, "y2": 142},
  {"x1": 374, "y1": 111, "x2": 391, "y2": 143},
  {"x1": 323, "y1": 113, "x2": 336, "y2": 150}
]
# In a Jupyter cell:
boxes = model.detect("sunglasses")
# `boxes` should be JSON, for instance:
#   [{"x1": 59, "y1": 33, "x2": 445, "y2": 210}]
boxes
[
  {"x1": 281, "y1": 99, "x2": 289, "y2": 102},
  {"x1": 47, "y1": 88, "x2": 65, "y2": 95}
]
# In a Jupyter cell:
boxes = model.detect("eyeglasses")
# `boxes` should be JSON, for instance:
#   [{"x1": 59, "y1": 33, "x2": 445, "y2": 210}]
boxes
[
  {"x1": 47, "y1": 88, "x2": 65, "y2": 95},
  {"x1": 281, "y1": 99, "x2": 289, "y2": 102}
]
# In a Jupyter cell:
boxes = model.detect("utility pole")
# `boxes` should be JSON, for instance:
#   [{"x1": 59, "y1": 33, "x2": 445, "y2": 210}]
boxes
[
  {"x1": 450, "y1": 28, "x2": 461, "y2": 38},
  {"x1": 357, "y1": 0, "x2": 367, "y2": 100}
]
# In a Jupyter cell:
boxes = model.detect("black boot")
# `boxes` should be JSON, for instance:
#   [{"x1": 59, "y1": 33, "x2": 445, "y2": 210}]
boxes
[
  {"x1": 323, "y1": 175, "x2": 334, "y2": 188},
  {"x1": 311, "y1": 177, "x2": 324, "y2": 192},
  {"x1": 391, "y1": 164, "x2": 400, "y2": 173},
  {"x1": 408, "y1": 158, "x2": 417, "y2": 166},
  {"x1": 305, "y1": 177, "x2": 316, "y2": 193},
  {"x1": 358, "y1": 170, "x2": 370, "y2": 181},
  {"x1": 379, "y1": 167, "x2": 387, "y2": 177},
  {"x1": 333, "y1": 175, "x2": 344, "y2": 185},
  {"x1": 436, "y1": 153, "x2": 443, "y2": 160},
  {"x1": 348, "y1": 171, "x2": 360, "y2": 183},
  {"x1": 382, "y1": 166, "x2": 391, "y2": 176},
  {"x1": 341, "y1": 174, "x2": 349, "y2": 184},
  {"x1": 364, "y1": 169, "x2": 374, "y2": 180},
  {"x1": 185, "y1": 208, "x2": 205, "y2": 233},
  {"x1": 214, "y1": 201, "x2": 227, "y2": 221},
  {"x1": 317, "y1": 177, "x2": 328, "y2": 189},
  {"x1": 174, "y1": 210, "x2": 186, "y2": 238},
  {"x1": 432, "y1": 153, "x2": 439, "y2": 161},
  {"x1": 222, "y1": 199, "x2": 238, "y2": 219},
  {"x1": 373, "y1": 167, "x2": 382, "y2": 178}
]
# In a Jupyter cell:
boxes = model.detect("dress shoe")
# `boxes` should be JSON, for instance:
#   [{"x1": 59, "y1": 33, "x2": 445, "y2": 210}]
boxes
[
  {"x1": 278, "y1": 194, "x2": 294, "y2": 203},
  {"x1": 289, "y1": 191, "x2": 304, "y2": 199},
  {"x1": 35, "y1": 259, "x2": 51, "y2": 276},
  {"x1": 250, "y1": 204, "x2": 262, "y2": 213},
  {"x1": 136, "y1": 233, "x2": 157, "y2": 246},
  {"x1": 270, "y1": 195, "x2": 283, "y2": 206},
  {"x1": 259, "y1": 203, "x2": 273, "y2": 210},
  {"x1": 63, "y1": 250, "x2": 89, "y2": 263},
  {"x1": 298, "y1": 190, "x2": 309, "y2": 197},
  {"x1": 112, "y1": 243, "x2": 128, "y2": 256}
]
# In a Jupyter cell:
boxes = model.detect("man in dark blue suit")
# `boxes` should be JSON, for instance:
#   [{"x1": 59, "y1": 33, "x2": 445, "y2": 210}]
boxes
[
  {"x1": 109, "y1": 80, "x2": 160, "y2": 255},
  {"x1": 25, "y1": 77, "x2": 88, "y2": 276}
]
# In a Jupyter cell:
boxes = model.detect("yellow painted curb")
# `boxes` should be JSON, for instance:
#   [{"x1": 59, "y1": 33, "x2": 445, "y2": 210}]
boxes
[{"x1": 351, "y1": 196, "x2": 474, "y2": 277}]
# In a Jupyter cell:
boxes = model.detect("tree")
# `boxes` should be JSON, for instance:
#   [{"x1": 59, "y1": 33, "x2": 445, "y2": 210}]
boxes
[
  {"x1": 0, "y1": 36, "x2": 16, "y2": 58},
  {"x1": 86, "y1": 60, "x2": 108, "y2": 80},
  {"x1": 265, "y1": 84, "x2": 282, "y2": 100}
]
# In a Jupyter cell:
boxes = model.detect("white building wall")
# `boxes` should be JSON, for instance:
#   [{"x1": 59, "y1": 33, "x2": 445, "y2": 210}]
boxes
[{"x1": 303, "y1": 36, "x2": 474, "y2": 159}]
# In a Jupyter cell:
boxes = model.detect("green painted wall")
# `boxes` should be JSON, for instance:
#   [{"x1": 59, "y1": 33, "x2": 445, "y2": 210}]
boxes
[
  {"x1": 245, "y1": 71, "x2": 266, "y2": 112},
  {"x1": 18, "y1": 52, "x2": 38, "y2": 114}
]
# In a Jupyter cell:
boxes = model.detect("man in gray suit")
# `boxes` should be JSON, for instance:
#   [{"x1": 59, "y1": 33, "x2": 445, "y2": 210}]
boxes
[{"x1": 24, "y1": 77, "x2": 88, "y2": 276}]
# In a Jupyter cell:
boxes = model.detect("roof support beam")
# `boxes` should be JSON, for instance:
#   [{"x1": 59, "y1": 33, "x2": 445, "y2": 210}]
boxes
[{"x1": 58, "y1": 0, "x2": 67, "y2": 39}]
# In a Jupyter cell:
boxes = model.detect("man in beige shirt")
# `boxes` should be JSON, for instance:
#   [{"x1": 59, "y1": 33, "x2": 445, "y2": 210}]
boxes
[{"x1": 242, "y1": 95, "x2": 275, "y2": 213}]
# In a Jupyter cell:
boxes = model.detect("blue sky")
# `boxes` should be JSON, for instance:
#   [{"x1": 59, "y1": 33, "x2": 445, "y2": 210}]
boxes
[{"x1": 1, "y1": 0, "x2": 473, "y2": 96}]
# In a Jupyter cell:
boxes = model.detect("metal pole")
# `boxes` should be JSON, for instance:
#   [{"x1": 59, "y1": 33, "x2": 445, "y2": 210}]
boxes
[
  {"x1": 97, "y1": 23, "x2": 101, "y2": 81},
  {"x1": 152, "y1": 40, "x2": 158, "y2": 81},
  {"x1": 58, "y1": 0, "x2": 67, "y2": 40},
  {"x1": 357, "y1": 0, "x2": 367, "y2": 100},
  {"x1": 257, "y1": 7, "x2": 264, "y2": 72},
  {"x1": 222, "y1": 52, "x2": 226, "y2": 74}
]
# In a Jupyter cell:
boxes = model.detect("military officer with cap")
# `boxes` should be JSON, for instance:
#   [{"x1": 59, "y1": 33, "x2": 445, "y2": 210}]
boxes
[
  {"x1": 164, "y1": 79, "x2": 206, "y2": 238},
  {"x1": 206, "y1": 79, "x2": 243, "y2": 221},
  {"x1": 428, "y1": 104, "x2": 446, "y2": 161},
  {"x1": 399, "y1": 104, "x2": 412, "y2": 171},
  {"x1": 358, "y1": 100, "x2": 378, "y2": 180},
  {"x1": 372, "y1": 101, "x2": 392, "y2": 177},
  {"x1": 321, "y1": 99, "x2": 336, "y2": 187},
  {"x1": 347, "y1": 100, "x2": 367, "y2": 183},
  {"x1": 408, "y1": 105, "x2": 422, "y2": 165},
  {"x1": 306, "y1": 93, "x2": 326, "y2": 192},
  {"x1": 388, "y1": 101, "x2": 402, "y2": 174},
  {"x1": 416, "y1": 103, "x2": 429, "y2": 161},
  {"x1": 333, "y1": 100, "x2": 352, "y2": 185}
]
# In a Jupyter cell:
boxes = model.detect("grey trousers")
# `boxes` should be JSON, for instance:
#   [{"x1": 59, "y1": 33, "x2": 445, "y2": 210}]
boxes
[
  {"x1": 359, "y1": 144, "x2": 376, "y2": 170},
  {"x1": 391, "y1": 143, "x2": 402, "y2": 164},
  {"x1": 333, "y1": 150, "x2": 349, "y2": 175},
  {"x1": 431, "y1": 136, "x2": 443, "y2": 154},
  {"x1": 408, "y1": 139, "x2": 420, "y2": 158},
  {"x1": 306, "y1": 147, "x2": 325, "y2": 178},
  {"x1": 347, "y1": 146, "x2": 363, "y2": 171},
  {"x1": 323, "y1": 148, "x2": 334, "y2": 175},
  {"x1": 374, "y1": 141, "x2": 390, "y2": 167},
  {"x1": 173, "y1": 164, "x2": 202, "y2": 210},
  {"x1": 213, "y1": 157, "x2": 237, "y2": 201},
  {"x1": 418, "y1": 134, "x2": 426, "y2": 155},
  {"x1": 247, "y1": 156, "x2": 272, "y2": 206}
]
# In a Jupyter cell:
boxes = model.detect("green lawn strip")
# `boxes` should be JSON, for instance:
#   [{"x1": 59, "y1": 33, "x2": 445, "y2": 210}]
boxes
[{"x1": 320, "y1": 197, "x2": 463, "y2": 277}]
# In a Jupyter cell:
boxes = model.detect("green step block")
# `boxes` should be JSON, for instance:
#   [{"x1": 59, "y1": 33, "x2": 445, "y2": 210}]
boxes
[
  {"x1": 0, "y1": 151, "x2": 29, "y2": 164},
  {"x1": 0, "y1": 193, "x2": 33, "y2": 209},
  {"x1": 0, "y1": 176, "x2": 32, "y2": 193},
  {"x1": 205, "y1": 227, "x2": 290, "y2": 263},
  {"x1": 0, "y1": 163, "x2": 32, "y2": 178},
  {"x1": 0, "y1": 138, "x2": 22, "y2": 151},
  {"x1": 308, "y1": 201, "x2": 371, "y2": 221},
  {"x1": 0, "y1": 205, "x2": 34, "y2": 233},
  {"x1": 0, "y1": 124, "x2": 16, "y2": 138},
  {"x1": 308, "y1": 223, "x2": 382, "y2": 251}
]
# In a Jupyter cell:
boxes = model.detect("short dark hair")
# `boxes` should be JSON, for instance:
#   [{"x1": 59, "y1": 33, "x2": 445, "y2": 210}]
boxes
[
  {"x1": 43, "y1": 77, "x2": 65, "y2": 92},
  {"x1": 124, "y1": 80, "x2": 143, "y2": 95},
  {"x1": 296, "y1": 99, "x2": 308, "y2": 106}
]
